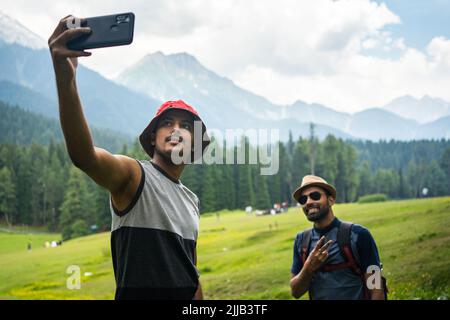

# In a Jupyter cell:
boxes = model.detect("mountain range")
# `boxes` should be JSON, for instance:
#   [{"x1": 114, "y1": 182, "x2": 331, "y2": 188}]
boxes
[
  {"x1": 116, "y1": 51, "x2": 450, "y2": 141},
  {"x1": 0, "y1": 11, "x2": 449, "y2": 143}
]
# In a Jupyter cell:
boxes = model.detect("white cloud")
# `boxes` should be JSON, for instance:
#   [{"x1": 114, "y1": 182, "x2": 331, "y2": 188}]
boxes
[
  {"x1": 1, "y1": 0, "x2": 449, "y2": 113},
  {"x1": 427, "y1": 36, "x2": 450, "y2": 69},
  {"x1": 235, "y1": 42, "x2": 450, "y2": 111}
]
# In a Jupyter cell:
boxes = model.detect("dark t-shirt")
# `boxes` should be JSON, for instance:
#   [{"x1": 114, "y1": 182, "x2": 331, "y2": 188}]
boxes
[{"x1": 291, "y1": 218, "x2": 381, "y2": 299}]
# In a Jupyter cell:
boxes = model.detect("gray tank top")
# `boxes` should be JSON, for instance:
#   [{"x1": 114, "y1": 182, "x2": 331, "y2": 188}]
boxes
[{"x1": 110, "y1": 159, "x2": 200, "y2": 300}]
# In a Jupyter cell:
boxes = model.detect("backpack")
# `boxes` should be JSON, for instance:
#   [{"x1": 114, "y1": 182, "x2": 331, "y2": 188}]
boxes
[{"x1": 300, "y1": 221, "x2": 388, "y2": 300}]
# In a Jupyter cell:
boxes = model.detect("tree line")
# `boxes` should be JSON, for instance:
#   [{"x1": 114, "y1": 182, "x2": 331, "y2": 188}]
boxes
[{"x1": 1, "y1": 134, "x2": 449, "y2": 239}]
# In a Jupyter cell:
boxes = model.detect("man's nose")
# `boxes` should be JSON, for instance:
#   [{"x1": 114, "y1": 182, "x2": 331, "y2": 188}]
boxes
[
  {"x1": 171, "y1": 122, "x2": 182, "y2": 132},
  {"x1": 305, "y1": 196, "x2": 315, "y2": 206}
]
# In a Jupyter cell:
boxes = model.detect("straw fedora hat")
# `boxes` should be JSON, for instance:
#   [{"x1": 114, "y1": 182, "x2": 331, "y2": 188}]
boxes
[{"x1": 292, "y1": 175, "x2": 337, "y2": 203}]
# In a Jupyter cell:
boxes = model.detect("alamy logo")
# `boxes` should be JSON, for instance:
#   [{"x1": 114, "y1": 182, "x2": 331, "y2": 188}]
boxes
[
  {"x1": 66, "y1": 265, "x2": 81, "y2": 290},
  {"x1": 366, "y1": 265, "x2": 382, "y2": 290},
  {"x1": 170, "y1": 121, "x2": 280, "y2": 175}
]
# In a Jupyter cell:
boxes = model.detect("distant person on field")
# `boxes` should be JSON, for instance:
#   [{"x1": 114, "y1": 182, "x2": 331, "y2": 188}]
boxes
[
  {"x1": 290, "y1": 175, "x2": 386, "y2": 300},
  {"x1": 48, "y1": 15, "x2": 210, "y2": 300}
]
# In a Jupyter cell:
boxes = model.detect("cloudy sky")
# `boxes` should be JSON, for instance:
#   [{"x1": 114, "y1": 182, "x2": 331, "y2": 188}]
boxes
[{"x1": 1, "y1": 0, "x2": 449, "y2": 113}]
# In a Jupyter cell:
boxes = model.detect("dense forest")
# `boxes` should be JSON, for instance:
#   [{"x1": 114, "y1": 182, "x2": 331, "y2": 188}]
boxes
[
  {"x1": 0, "y1": 101, "x2": 131, "y2": 152},
  {"x1": 0, "y1": 102, "x2": 449, "y2": 240}
]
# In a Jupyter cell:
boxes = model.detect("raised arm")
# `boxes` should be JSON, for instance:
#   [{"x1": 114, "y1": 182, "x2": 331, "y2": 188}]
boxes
[{"x1": 48, "y1": 15, "x2": 140, "y2": 195}]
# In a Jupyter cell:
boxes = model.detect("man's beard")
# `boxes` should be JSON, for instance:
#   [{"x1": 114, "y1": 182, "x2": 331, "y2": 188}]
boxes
[
  {"x1": 154, "y1": 143, "x2": 191, "y2": 165},
  {"x1": 303, "y1": 203, "x2": 330, "y2": 222},
  {"x1": 154, "y1": 146, "x2": 173, "y2": 164}
]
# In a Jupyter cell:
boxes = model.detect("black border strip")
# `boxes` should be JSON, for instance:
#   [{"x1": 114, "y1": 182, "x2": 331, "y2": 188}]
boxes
[
  {"x1": 111, "y1": 159, "x2": 146, "y2": 217},
  {"x1": 150, "y1": 161, "x2": 180, "y2": 184}
]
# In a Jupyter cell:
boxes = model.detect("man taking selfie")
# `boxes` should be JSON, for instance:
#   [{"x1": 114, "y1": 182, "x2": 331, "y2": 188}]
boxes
[
  {"x1": 290, "y1": 175, "x2": 386, "y2": 300},
  {"x1": 48, "y1": 15, "x2": 210, "y2": 300}
]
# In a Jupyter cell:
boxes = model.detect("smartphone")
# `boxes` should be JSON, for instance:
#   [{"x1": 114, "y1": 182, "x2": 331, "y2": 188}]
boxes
[{"x1": 67, "y1": 12, "x2": 135, "y2": 50}]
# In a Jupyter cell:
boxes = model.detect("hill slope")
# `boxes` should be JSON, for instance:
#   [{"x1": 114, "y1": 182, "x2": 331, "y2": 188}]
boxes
[{"x1": 0, "y1": 197, "x2": 449, "y2": 300}]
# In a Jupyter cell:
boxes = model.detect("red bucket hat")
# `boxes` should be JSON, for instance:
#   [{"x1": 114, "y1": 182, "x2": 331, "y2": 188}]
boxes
[{"x1": 139, "y1": 100, "x2": 210, "y2": 159}]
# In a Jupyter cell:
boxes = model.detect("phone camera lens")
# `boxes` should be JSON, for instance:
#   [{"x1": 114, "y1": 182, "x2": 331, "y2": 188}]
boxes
[{"x1": 116, "y1": 14, "x2": 129, "y2": 24}]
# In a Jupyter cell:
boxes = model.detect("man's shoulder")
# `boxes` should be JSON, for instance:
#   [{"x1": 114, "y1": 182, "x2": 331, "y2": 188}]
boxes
[
  {"x1": 294, "y1": 228, "x2": 312, "y2": 244},
  {"x1": 348, "y1": 223, "x2": 378, "y2": 251},
  {"x1": 138, "y1": 159, "x2": 174, "y2": 182},
  {"x1": 180, "y1": 183, "x2": 200, "y2": 203},
  {"x1": 350, "y1": 223, "x2": 371, "y2": 236},
  {"x1": 136, "y1": 159, "x2": 151, "y2": 169}
]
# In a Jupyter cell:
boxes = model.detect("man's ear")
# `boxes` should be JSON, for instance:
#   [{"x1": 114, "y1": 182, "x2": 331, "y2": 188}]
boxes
[{"x1": 328, "y1": 196, "x2": 335, "y2": 206}]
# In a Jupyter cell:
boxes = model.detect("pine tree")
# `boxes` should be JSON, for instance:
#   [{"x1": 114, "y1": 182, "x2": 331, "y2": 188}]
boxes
[
  {"x1": 287, "y1": 131, "x2": 295, "y2": 157},
  {"x1": 29, "y1": 143, "x2": 47, "y2": 225},
  {"x1": 0, "y1": 167, "x2": 16, "y2": 227},
  {"x1": 267, "y1": 169, "x2": 282, "y2": 205},
  {"x1": 222, "y1": 165, "x2": 236, "y2": 209},
  {"x1": 255, "y1": 172, "x2": 271, "y2": 209},
  {"x1": 59, "y1": 167, "x2": 94, "y2": 240},
  {"x1": 201, "y1": 164, "x2": 218, "y2": 213},
  {"x1": 237, "y1": 164, "x2": 255, "y2": 209},
  {"x1": 182, "y1": 164, "x2": 203, "y2": 198},
  {"x1": 440, "y1": 147, "x2": 450, "y2": 191},
  {"x1": 291, "y1": 138, "x2": 310, "y2": 188},
  {"x1": 374, "y1": 169, "x2": 398, "y2": 196},
  {"x1": 318, "y1": 135, "x2": 339, "y2": 185},
  {"x1": 44, "y1": 152, "x2": 66, "y2": 230},
  {"x1": 93, "y1": 185, "x2": 110, "y2": 231},
  {"x1": 358, "y1": 161, "x2": 373, "y2": 198},
  {"x1": 15, "y1": 147, "x2": 33, "y2": 224},
  {"x1": 423, "y1": 161, "x2": 448, "y2": 196},
  {"x1": 336, "y1": 143, "x2": 359, "y2": 202},
  {"x1": 277, "y1": 143, "x2": 292, "y2": 203}
]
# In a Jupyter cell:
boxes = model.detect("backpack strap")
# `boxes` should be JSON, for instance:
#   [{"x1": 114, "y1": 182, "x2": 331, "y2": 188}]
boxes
[
  {"x1": 336, "y1": 221, "x2": 363, "y2": 276},
  {"x1": 299, "y1": 228, "x2": 313, "y2": 300},
  {"x1": 300, "y1": 228, "x2": 313, "y2": 266},
  {"x1": 321, "y1": 221, "x2": 369, "y2": 299}
]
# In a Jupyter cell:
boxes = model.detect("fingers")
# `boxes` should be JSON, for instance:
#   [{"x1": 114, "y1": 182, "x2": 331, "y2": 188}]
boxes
[
  {"x1": 67, "y1": 50, "x2": 91, "y2": 58},
  {"x1": 57, "y1": 27, "x2": 91, "y2": 44},
  {"x1": 317, "y1": 240, "x2": 333, "y2": 264},
  {"x1": 313, "y1": 236, "x2": 333, "y2": 252},
  {"x1": 314, "y1": 236, "x2": 325, "y2": 250},
  {"x1": 49, "y1": 27, "x2": 91, "y2": 59},
  {"x1": 48, "y1": 15, "x2": 88, "y2": 47},
  {"x1": 48, "y1": 15, "x2": 75, "y2": 45},
  {"x1": 320, "y1": 240, "x2": 333, "y2": 252},
  {"x1": 55, "y1": 48, "x2": 91, "y2": 58},
  {"x1": 318, "y1": 250, "x2": 329, "y2": 262},
  {"x1": 51, "y1": 48, "x2": 91, "y2": 62}
]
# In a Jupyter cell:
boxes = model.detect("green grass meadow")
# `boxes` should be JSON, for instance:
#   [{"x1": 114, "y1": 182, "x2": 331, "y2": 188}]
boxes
[{"x1": 1, "y1": 197, "x2": 449, "y2": 300}]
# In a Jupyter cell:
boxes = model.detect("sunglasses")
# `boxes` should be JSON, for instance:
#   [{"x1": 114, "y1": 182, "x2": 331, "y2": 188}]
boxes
[{"x1": 298, "y1": 191, "x2": 323, "y2": 205}]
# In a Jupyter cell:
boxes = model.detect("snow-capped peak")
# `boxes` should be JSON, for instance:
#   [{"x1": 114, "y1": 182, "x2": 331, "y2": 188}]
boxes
[{"x1": 0, "y1": 11, "x2": 46, "y2": 50}]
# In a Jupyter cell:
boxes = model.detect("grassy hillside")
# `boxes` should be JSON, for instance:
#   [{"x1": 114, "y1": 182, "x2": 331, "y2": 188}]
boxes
[
  {"x1": 0, "y1": 226, "x2": 59, "y2": 255},
  {"x1": 0, "y1": 197, "x2": 449, "y2": 300}
]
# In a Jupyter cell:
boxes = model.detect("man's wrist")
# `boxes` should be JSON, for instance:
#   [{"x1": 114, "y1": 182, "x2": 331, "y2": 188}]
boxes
[
  {"x1": 302, "y1": 263, "x2": 315, "y2": 276},
  {"x1": 55, "y1": 71, "x2": 76, "y2": 88},
  {"x1": 53, "y1": 60, "x2": 76, "y2": 82}
]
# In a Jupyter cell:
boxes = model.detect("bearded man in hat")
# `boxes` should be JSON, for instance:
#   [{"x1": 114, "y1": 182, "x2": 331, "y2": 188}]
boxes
[
  {"x1": 49, "y1": 15, "x2": 209, "y2": 300},
  {"x1": 290, "y1": 175, "x2": 386, "y2": 300}
]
